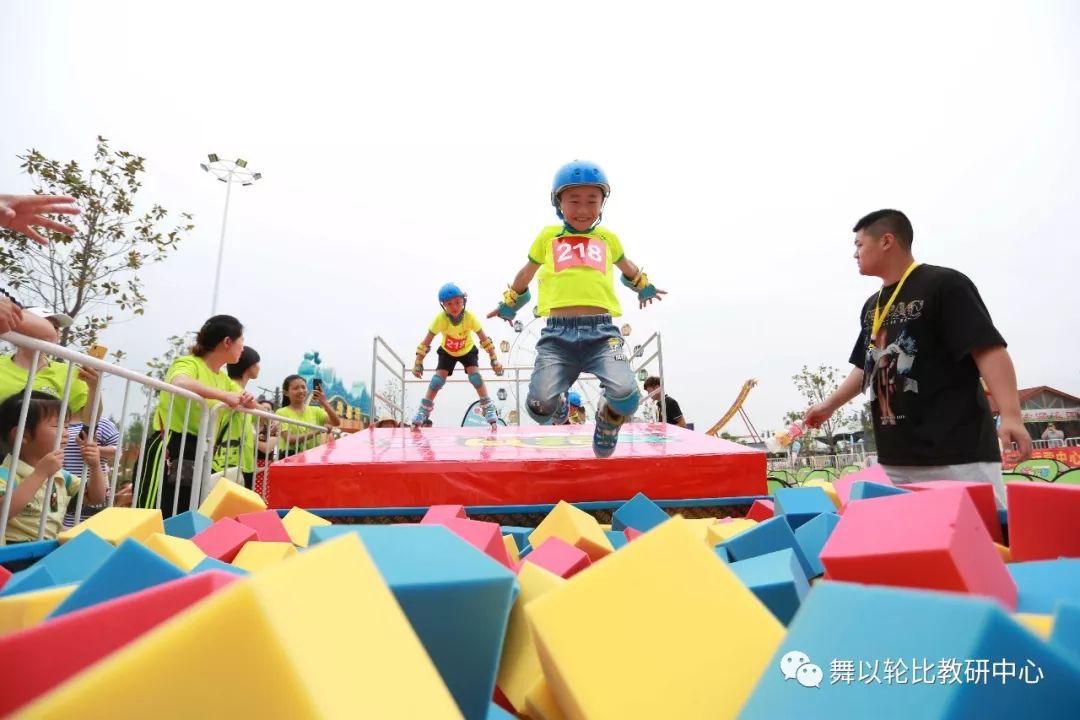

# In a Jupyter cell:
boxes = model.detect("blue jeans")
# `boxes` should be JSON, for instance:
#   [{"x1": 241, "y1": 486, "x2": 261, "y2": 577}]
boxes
[{"x1": 526, "y1": 315, "x2": 640, "y2": 423}]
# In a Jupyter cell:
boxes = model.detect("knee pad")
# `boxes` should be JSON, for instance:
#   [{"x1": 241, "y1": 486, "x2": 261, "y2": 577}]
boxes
[
  {"x1": 428, "y1": 374, "x2": 446, "y2": 393},
  {"x1": 468, "y1": 371, "x2": 483, "y2": 388},
  {"x1": 607, "y1": 387, "x2": 641, "y2": 417},
  {"x1": 526, "y1": 394, "x2": 561, "y2": 424}
]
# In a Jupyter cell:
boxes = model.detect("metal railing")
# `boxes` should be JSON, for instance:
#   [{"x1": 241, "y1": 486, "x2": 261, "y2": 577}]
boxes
[
  {"x1": 1031, "y1": 436, "x2": 1079, "y2": 449},
  {"x1": 0, "y1": 331, "x2": 212, "y2": 543}
]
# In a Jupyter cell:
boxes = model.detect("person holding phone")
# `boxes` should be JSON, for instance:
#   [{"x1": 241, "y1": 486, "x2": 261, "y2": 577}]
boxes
[
  {"x1": 62, "y1": 407, "x2": 127, "y2": 526},
  {"x1": 275, "y1": 374, "x2": 340, "y2": 457}
]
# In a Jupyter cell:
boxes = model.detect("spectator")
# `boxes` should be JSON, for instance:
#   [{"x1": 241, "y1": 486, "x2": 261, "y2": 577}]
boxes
[
  {"x1": 374, "y1": 415, "x2": 399, "y2": 429},
  {"x1": 214, "y1": 346, "x2": 262, "y2": 489},
  {"x1": 62, "y1": 410, "x2": 130, "y2": 526},
  {"x1": 643, "y1": 376, "x2": 686, "y2": 427},
  {"x1": 0, "y1": 390, "x2": 106, "y2": 542},
  {"x1": 276, "y1": 375, "x2": 341, "y2": 456},
  {"x1": 1041, "y1": 422, "x2": 1065, "y2": 448},
  {"x1": 137, "y1": 315, "x2": 253, "y2": 518},
  {"x1": 566, "y1": 391, "x2": 586, "y2": 424}
]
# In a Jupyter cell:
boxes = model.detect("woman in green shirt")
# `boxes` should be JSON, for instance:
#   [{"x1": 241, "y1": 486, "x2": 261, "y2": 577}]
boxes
[
  {"x1": 275, "y1": 374, "x2": 341, "y2": 457},
  {"x1": 137, "y1": 315, "x2": 254, "y2": 518},
  {"x1": 213, "y1": 346, "x2": 262, "y2": 489}
]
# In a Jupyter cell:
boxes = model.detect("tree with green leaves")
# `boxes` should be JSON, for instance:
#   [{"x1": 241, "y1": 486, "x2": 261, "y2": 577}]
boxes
[
  {"x1": 0, "y1": 136, "x2": 193, "y2": 351},
  {"x1": 785, "y1": 364, "x2": 861, "y2": 454}
]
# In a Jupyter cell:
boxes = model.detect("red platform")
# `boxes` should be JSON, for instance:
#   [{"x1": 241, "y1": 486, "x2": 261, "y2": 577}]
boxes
[{"x1": 267, "y1": 423, "x2": 765, "y2": 509}]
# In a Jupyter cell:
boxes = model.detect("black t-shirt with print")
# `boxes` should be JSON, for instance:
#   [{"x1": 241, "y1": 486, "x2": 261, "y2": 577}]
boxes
[
  {"x1": 847, "y1": 264, "x2": 1004, "y2": 466},
  {"x1": 658, "y1": 395, "x2": 683, "y2": 424}
]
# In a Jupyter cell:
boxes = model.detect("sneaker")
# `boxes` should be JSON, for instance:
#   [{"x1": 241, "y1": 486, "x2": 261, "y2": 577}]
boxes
[
  {"x1": 592, "y1": 404, "x2": 624, "y2": 458},
  {"x1": 550, "y1": 394, "x2": 569, "y2": 425},
  {"x1": 412, "y1": 398, "x2": 434, "y2": 428},
  {"x1": 480, "y1": 398, "x2": 498, "y2": 427}
]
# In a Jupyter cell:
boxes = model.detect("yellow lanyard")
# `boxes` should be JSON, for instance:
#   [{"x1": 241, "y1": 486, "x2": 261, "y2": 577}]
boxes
[{"x1": 871, "y1": 262, "x2": 918, "y2": 343}]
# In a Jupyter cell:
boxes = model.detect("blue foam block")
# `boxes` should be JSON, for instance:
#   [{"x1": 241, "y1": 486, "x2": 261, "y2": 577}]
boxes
[
  {"x1": 500, "y1": 526, "x2": 533, "y2": 551},
  {"x1": 773, "y1": 487, "x2": 836, "y2": 529},
  {"x1": 1009, "y1": 559, "x2": 1080, "y2": 614},
  {"x1": 740, "y1": 581, "x2": 1080, "y2": 718},
  {"x1": 48, "y1": 537, "x2": 185, "y2": 618},
  {"x1": 487, "y1": 702, "x2": 516, "y2": 720},
  {"x1": 611, "y1": 492, "x2": 669, "y2": 532},
  {"x1": 604, "y1": 530, "x2": 628, "y2": 550},
  {"x1": 192, "y1": 556, "x2": 249, "y2": 577},
  {"x1": 793, "y1": 511, "x2": 841, "y2": 577},
  {"x1": 312, "y1": 524, "x2": 517, "y2": 720},
  {"x1": 848, "y1": 481, "x2": 912, "y2": 502},
  {"x1": 37, "y1": 530, "x2": 114, "y2": 585},
  {"x1": 718, "y1": 516, "x2": 813, "y2": 578},
  {"x1": 0, "y1": 563, "x2": 56, "y2": 597},
  {"x1": 729, "y1": 549, "x2": 809, "y2": 625},
  {"x1": 518, "y1": 543, "x2": 531, "y2": 559},
  {"x1": 715, "y1": 545, "x2": 730, "y2": 564},
  {"x1": 1051, "y1": 602, "x2": 1080, "y2": 666},
  {"x1": 163, "y1": 510, "x2": 214, "y2": 540}
]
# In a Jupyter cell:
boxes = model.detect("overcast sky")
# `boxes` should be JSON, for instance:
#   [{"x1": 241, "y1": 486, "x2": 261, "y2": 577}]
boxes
[{"x1": 2, "y1": 0, "x2": 1078, "y2": 431}]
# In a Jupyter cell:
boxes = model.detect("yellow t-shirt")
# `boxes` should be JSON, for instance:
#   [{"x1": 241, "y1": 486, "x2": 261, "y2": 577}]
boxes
[
  {"x1": 0, "y1": 455, "x2": 81, "y2": 542},
  {"x1": 527, "y1": 225, "x2": 625, "y2": 317},
  {"x1": 0, "y1": 355, "x2": 89, "y2": 413},
  {"x1": 276, "y1": 405, "x2": 330, "y2": 452},
  {"x1": 429, "y1": 310, "x2": 482, "y2": 357},
  {"x1": 154, "y1": 355, "x2": 235, "y2": 436}
]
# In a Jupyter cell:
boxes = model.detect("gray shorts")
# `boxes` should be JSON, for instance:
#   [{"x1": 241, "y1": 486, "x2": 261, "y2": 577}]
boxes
[{"x1": 879, "y1": 462, "x2": 1006, "y2": 508}]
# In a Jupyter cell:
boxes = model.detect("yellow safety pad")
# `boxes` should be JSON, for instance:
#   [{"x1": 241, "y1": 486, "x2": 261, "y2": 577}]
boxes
[
  {"x1": 58, "y1": 508, "x2": 163, "y2": 546},
  {"x1": 22, "y1": 534, "x2": 462, "y2": 719},
  {"x1": 524, "y1": 677, "x2": 567, "y2": 720},
  {"x1": 231, "y1": 542, "x2": 297, "y2": 573},
  {"x1": 0, "y1": 584, "x2": 77, "y2": 635},
  {"x1": 526, "y1": 517, "x2": 784, "y2": 720},
  {"x1": 705, "y1": 518, "x2": 758, "y2": 546},
  {"x1": 1015, "y1": 613, "x2": 1054, "y2": 640},
  {"x1": 281, "y1": 507, "x2": 331, "y2": 548},
  {"x1": 497, "y1": 563, "x2": 565, "y2": 713},
  {"x1": 197, "y1": 478, "x2": 267, "y2": 521},
  {"x1": 141, "y1": 533, "x2": 206, "y2": 572},
  {"x1": 503, "y1": 535, "x2": 521, "y2": 566},
  {"x1": 529, "y1": 501, "x2": 613, "y2": 562},
  {"x1": 802, "y1": 479, "x2": 841, "y2": 509}
]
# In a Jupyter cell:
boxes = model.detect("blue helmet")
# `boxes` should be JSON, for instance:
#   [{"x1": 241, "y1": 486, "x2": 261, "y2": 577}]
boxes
[
  {"x1": 438, "y1": 283, "x2": 465, "y2": 304},
  {"x1": 567, "y1": 391, "x2": 582, "y2": 407},
  {"x1": 551, "y1": 160, "x2": 611, "y2": 220}
]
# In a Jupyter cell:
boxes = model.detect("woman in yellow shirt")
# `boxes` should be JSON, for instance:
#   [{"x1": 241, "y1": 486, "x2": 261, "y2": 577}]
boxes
[{"x1": 275, "y1": 374, "x2": 340, "y2": 457}]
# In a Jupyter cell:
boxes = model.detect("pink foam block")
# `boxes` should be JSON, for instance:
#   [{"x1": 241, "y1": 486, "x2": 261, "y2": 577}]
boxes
[
  {"x1": 191, "y1": 518, "x2": 257, "y2": 563},
  {"x1": 624, "y1": 528, "x2": 644, "y2": 542},
  {"x1": 442, "y1": 517, "x2": 513, "y2": 568},
  {"x1": 819, "y1": 487, "x2": 1016, "y2": 609},
  {"x1": 520, "y1": 537, "x2": 591, "y2": 579},
  {"x1": 1007, "y1": 483, "x2": 1080, "y2": 562},
  {"x1": 420, "y1": 505, "x2": 468, "y2": 524},
  {"x1": 0, "y1": 564, "x2": 10, "y2": 592},
  {"x1": 904, "y1": 481, "x2": 1003, "y2": 544},
  {"x1": 0, "y1": 571, "x2": 236, "y2": 716},
  {"x1": 746, "y1": 500, "x2": 775, "y2": 522},
  {"x1": 236, "y1": 510, "x2": 292, "y2": 543},
  {"x1": 834, "y1": 464, "x2": 894, "y2": 506}
]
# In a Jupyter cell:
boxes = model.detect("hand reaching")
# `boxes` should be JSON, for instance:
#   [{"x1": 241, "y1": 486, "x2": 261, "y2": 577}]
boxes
[{"x1": 0, "y1": 194, "x2": 80, "y2": 245}]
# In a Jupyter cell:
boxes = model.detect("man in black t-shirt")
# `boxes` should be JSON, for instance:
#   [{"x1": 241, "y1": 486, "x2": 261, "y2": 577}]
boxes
[
  {"x1": 804, "y1": 209, "x2": 1031, "y2": 506},
  {"x1": 643, "y1": 376, "x2": 686, "y2": 427}
]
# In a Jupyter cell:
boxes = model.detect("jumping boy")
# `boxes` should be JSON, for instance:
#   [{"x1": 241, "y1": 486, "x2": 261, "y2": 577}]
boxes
[
  {"x1": 488, "y1": 160, "x2": 665, "y2": 458},
  {"x1": 413, "y1": 283, "x2": 504, "y2": 429}
]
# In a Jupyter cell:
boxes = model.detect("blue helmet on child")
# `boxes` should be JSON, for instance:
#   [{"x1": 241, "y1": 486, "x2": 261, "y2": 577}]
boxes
[
  {"x1": 438, "y1": 283, "x2": 465, "y2": 304},
  {"x1": 551, "y1": 160, "x2": 611, "y2": 220},
  {"x1": 567, "y1": 391, "x2": 583, "y2": 407}
]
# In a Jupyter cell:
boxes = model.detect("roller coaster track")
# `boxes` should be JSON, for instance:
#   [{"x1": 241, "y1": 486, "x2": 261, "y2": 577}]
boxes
[{"x1": 705, "y1": 379, "x2": 758, "y2": 438}]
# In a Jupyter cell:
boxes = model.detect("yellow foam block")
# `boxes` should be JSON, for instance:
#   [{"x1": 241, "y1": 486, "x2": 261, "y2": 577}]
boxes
[
  {"x1": 503, "y1": 535, "x2": 521, "y2": 566},
  {"x1": 22, "y1": 534, "x2": 462, "y2": 719},
  {"x1": 994, "y1": 542, "x2": 1011, "y2": 563},
  {"x1": 0, "y1": 584, "x2": 77, "y2": 635},
  {"x1": 1015, "y1": 613, "x2": 1054, "y2": 639},
  {"x1": 526, "y1": 517, "x2": 784, "y2": 720},
  {"x1": 58, "y1": 507, "x2": 163, "y2": 546},
  {"x1": 681, "y1": 517, "x2": 719, "y2": 542},
  {"x1": 281, "y1": 506, "x2": 331, "y2": 547},
  {"x1": 231, "y1": 542, "x2": 297, "y2": 572},
  {"x1": 141, "y1": 533, "x2": 206, "y2": 572},
  {"x1": 599, "y1": 524, "x2": 612, "y2": 531},
  {"x1": 497, "y1": 563, "x2": 565, "y2": 712},
  {"x1": 802, "y1": 479, "x2": 841, "y2": 509},
  {"x1": 197, "y1": 477, "x2": 267, "y2": 521},
  {"x1": 525, "y1": 677, "x2": 567, "y2": 720},
  {"x1": 705, "y1": 518, "x2": 758, "y2": 546},
  {"x1": 529, "y1": 501, "x2": 613, "y2": 562}
]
